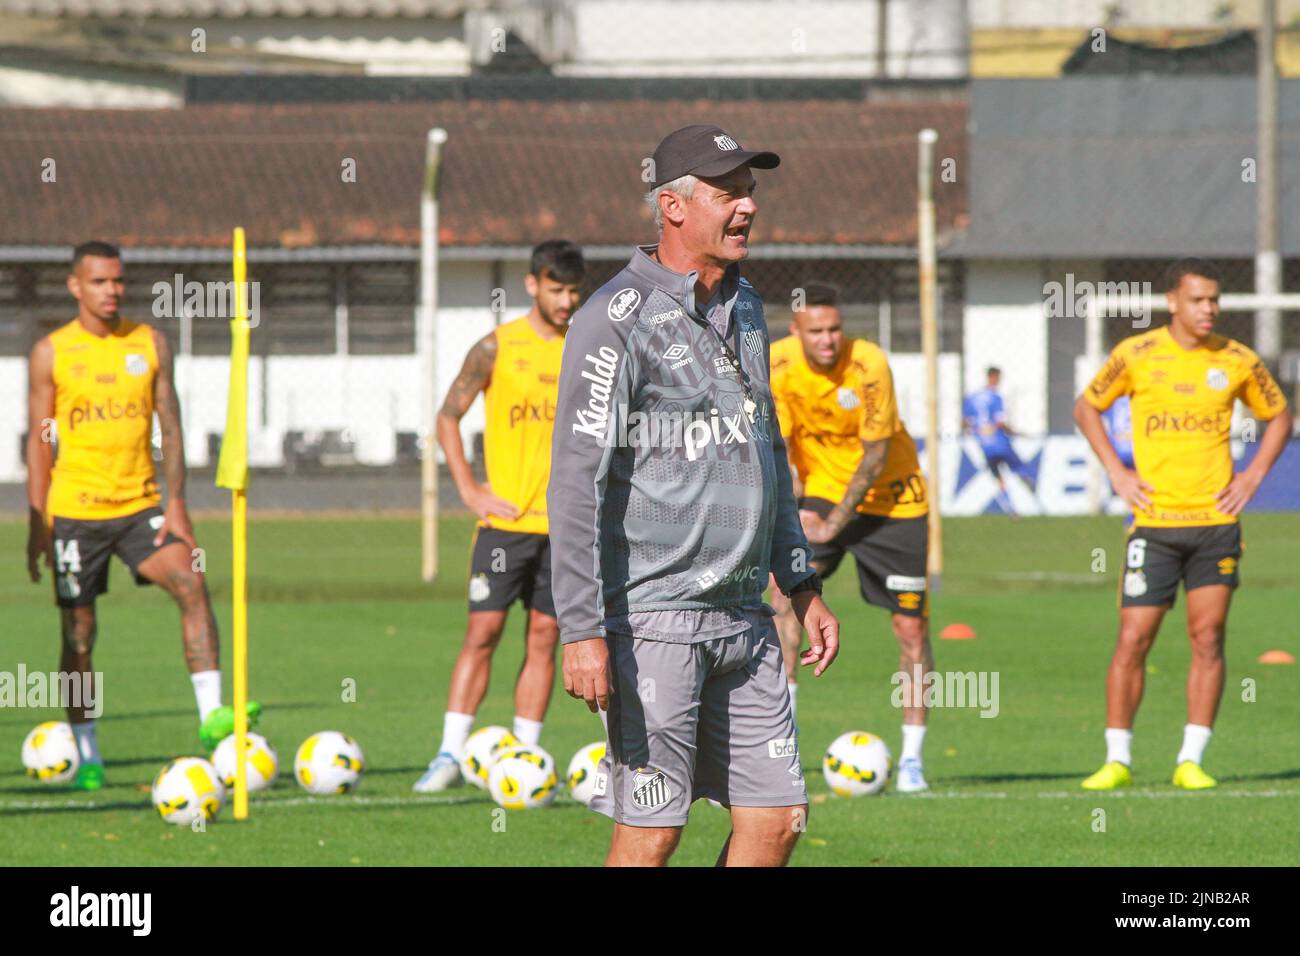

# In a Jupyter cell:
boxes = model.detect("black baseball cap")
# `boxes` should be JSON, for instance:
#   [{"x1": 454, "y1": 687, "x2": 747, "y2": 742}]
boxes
[{"x1": 649, "y1": 125, "x2": 780, "y2": 189}]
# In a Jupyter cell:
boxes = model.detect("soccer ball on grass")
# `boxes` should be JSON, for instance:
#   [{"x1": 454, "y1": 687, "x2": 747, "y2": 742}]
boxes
[
  {"x1": 22, "y1": 721, "x2": 80, "y2": 784},
  {"x1": 489, "y1": 745, "x2": 558, "y2": 810},
  {"x1": 295, "y1": 731, "x2": 364, "y2": 795},
  {"x1": 823, "y1": 731, "x2": 892, "y2": 797},
  {"x1": 152, "y1": 757, "x2": 225, "y2": 825}
]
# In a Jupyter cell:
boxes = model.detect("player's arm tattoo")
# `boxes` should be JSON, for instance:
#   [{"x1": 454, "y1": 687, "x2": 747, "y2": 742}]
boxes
[
  {"x1": 438, "y1": 333, "x2": 496, "y2": 422},
  {"x1": 825, "y1": 438, "x2": 890, "y2": 536},
  {"x1": 152, "y1": 328, "x2": 186, "y2": 501}
]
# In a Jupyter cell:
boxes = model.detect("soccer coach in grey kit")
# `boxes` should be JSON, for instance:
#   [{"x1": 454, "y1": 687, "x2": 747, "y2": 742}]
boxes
[{"x1": 549, "y1": 125, "x2": 840, "y2": 867}]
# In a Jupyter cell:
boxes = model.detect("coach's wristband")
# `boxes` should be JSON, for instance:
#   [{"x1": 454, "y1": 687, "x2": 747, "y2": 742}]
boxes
[{"x1": 786, "y1": 573, "x2": 822, "y2": 597}]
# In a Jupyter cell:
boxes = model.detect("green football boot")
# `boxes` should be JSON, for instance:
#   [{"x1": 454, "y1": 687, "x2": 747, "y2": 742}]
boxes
[
  {"x1": 71, "y1": 762, "x2": 105, "y2": 790},
  {"x1": 199, "y1": 701, "x2": 263, "y2": 752}
]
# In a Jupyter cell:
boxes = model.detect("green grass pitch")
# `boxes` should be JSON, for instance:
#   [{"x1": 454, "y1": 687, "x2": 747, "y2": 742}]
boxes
[{"x1": 1, "y1": 513, "x2": 1297, "y2": 866}]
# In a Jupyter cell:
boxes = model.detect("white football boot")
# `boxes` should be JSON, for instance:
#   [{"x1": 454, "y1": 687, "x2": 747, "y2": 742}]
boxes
[
  {"x1": 412, "y1": 751, "x2": 463, "y2": 793},
  {"x1": 895, "y1": 757, "x2": 929, "y2": 793}
]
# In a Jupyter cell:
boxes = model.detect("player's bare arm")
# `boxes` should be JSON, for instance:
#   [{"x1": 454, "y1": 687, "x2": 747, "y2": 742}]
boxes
[
  {"x1": 562, "y1": 637, "x2": 614, "y2": 713},
  {"x1": 25, "y1": 337, "x2": 55, "y2": 583},
  {"x1": 1074, "y1": 395, "x2": 1152, "y2": 511},
  {"x1": 801, "y1": 437, "x2": 889, "y2": 544},
  {"x1": 1217, "y1": 406, "x2": 1293, "y2": 516},
  {"x1": 436, "y1": 332, "x2": 519, "y2": 522},
  {"x1": 151, "y1": 327, "x2": 194, "y2": 549}
]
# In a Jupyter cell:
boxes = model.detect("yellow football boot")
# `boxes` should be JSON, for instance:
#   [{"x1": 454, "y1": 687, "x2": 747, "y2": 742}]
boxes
[
  {"x1": 1081, "y1": 761, "x2": 1132, "y2": 790},
  {"x1": 1172, "y1": 761, "x2": 1217, "y2": 790}
]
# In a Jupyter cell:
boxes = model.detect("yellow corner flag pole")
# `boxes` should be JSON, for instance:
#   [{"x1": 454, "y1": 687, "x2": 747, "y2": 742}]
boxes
[{"x1": 216, "y1": 227, "x2": 251, "y2": 820}]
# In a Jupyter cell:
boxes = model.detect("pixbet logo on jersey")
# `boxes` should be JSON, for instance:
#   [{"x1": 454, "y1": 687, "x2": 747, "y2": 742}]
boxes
[
  {"x1": 1143, "y1": 409, "x2": 1231, "y2": 437},
  {"x1": 67, "y1": 398, "x2": 152, "y2": 431},
  {"x1": 509, "y1": 398, "x2": 556, "y2": 427}
]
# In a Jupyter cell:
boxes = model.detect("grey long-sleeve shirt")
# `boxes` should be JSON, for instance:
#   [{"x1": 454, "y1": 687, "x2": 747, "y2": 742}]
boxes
[{"x1": 548, "y1": 244, "x2": 815, "y2": 645}]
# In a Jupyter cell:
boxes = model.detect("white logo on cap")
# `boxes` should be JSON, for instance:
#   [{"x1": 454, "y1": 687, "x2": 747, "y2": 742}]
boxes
[{"x1": 714, "y1": 134, "x2": 739, "y2": 151}]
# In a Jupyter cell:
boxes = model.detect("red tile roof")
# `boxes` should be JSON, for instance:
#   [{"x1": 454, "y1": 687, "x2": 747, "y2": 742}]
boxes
[{"x1": 0, "y1": 99, "x2": 966, "y2": 250}]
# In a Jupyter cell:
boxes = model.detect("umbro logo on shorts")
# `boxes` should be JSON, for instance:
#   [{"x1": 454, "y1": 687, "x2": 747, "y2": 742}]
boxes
[{"x1": 632, "y1": 768, "x2": 671, "y2": 809}]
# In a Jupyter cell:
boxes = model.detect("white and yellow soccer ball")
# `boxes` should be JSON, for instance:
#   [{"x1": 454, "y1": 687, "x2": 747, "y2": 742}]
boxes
[
  {"x1": 565, "y1": 741, "x2": 606, "y2": 806},
  {"x1": 823, "y1": 731, "x2": 892, "y2": 797},
  {"x1": 22, "y1": 721, "x2": 80, "y2": 784},
  {"x1": 152, "y1": 757, "x2": 225, "y2": 825},
  {"x1": 460, "y1": 725, "x2": 519, "y2": 791},
  {"x1": 212, "y1": 732, "x2": 279, "y2": 792},
  {"x1": 489, "y1": 745, "x2": 558, "y2": 810},
  {"x1": 295, "y1": 731, "x2": 365, "y2": 795}
]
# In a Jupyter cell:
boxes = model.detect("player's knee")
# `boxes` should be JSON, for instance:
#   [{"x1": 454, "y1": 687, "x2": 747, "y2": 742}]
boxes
[
  {"x1": 62, "y1": 610, "x2": 96, "y2": 655},
  {"x1": 168, "y1": 569, "x2": 208, "y2": 610},
  {"x1": 893, "y1": 615, "x2": 927, "y2": 653},
  {"x1": 1187, "y1": 623, "x2": 1225, "y2": 658},
  {"x1": 1115, "y1": 629, "x2": 1154, "y2": 663},
  {"x1": 464, "y1": 623, "x2": 505, "y2": 654},
  {"x1": 525, "y1": 616, "x2": 560, "y2": 653}
]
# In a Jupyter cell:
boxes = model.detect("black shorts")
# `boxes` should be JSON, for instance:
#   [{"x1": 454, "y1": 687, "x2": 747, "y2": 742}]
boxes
[
  {"x1": 799, "y1": 497, "x2": 929, "y2": 618},
  {"x1": 49, "y1": 506, "x2": 184, "y2": 608},
  {"x1": 466, "y1": 526, "x2": 555, "y2": 618},
  {"x1": 1120, "y1": 524, "x2": 1243, "y2": 609}
]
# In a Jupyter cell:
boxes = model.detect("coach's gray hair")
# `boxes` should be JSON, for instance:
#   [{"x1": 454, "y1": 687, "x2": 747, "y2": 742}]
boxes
[{"x1": 645, "y1": 174, "x2": 699, "y2": 232}]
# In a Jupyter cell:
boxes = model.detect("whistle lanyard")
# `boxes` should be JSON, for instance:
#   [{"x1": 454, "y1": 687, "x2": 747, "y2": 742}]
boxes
[{"x1": 690, "y1": 303, "x2": 757, "y2": 424}]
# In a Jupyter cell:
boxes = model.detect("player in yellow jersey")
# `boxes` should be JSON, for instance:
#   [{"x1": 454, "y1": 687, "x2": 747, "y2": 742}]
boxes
[
  {"x1": 414, "y1": 240, "x2": 585, "y2": 791},
  {"x1": 25, "y1": 242, "x2": 259, "y2": 790},
  {"x1": 1075, "y1": 259, "x2": 1291, "y2": 791},
  {"x1": 769, "y1": 282, "x2": 935, "y2": 793}
]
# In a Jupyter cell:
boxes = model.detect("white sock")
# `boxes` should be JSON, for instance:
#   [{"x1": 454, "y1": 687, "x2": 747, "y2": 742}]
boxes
[
  {"x1": 71, "y1": 721, "x2": 101, "y2": 764},
  {"x1": 1176, "y1": 724, "x2": 1212, "y2": 766},
  {"x1": 787, "y1": 682, "x2": 798, "y2": 719},
  {"x1": 513, "y1": 716, "x2": 543, "y2": 746},
  {"x1": 438, "y1": 711, "x2": 475, "y2": 758},
  {"x1": 901, "y1": 724, "x2": 927, "y2": 763},
  {"x1": 191, "y1": 670, "x2": 222, "y2": 721},
  {"x1": 1105, "y1": 727, "x2": 1133, "y2": 766}
]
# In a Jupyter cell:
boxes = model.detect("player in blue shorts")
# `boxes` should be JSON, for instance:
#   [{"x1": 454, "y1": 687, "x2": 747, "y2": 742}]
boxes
[{"x1": 962, "y1": 367, "x2": 1036, "y2": 515}]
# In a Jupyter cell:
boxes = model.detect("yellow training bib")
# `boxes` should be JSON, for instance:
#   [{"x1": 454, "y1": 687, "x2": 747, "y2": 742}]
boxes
[
  {"x1": 47, "y1": 318, "x2": 160, "y2": 521},
  {"x1": 771, "y1": 336, "x2": 928, "y2": 519},
  {"x1": 480, "y1": 316, "x2": 564, "y2": 535},
  {"x1": 1084, "y1": 326, "x2": 1287, "y2": 527}
]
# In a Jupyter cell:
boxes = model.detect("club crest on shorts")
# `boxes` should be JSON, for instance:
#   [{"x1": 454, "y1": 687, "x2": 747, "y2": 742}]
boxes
[
  {"x1": 743, "y1": 329, "x2": 764, "y2": 356},
  {"x1": 125, "y1": 353, "x2": 148, "y2": 376},
  {"x1": 1124, "y1": 570, "x2": 1147, "y2": 598},
  {"x1": 468, "y1": 573, "x2": 490, "y2": 603},
  {"x1": 631, "y1": 767, "x2": 671, "y2": 809}
]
